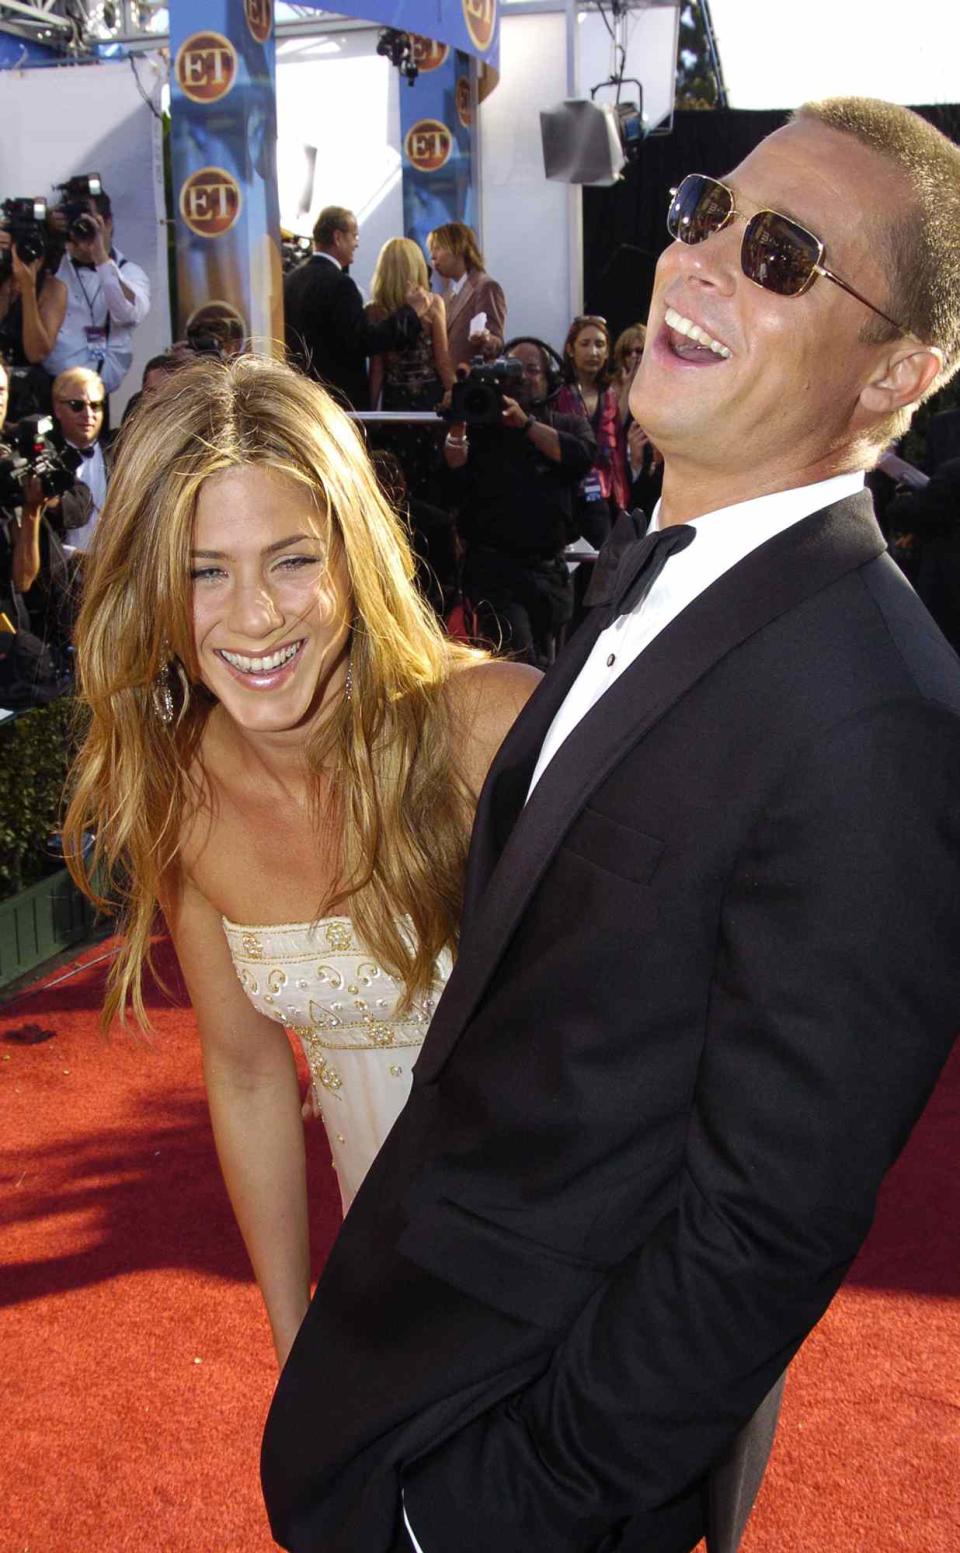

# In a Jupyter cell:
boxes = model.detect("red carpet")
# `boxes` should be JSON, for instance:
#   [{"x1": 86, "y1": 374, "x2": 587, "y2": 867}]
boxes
[{"x1": 2, "y1": 939, "x2": 957, "y2": 1552}]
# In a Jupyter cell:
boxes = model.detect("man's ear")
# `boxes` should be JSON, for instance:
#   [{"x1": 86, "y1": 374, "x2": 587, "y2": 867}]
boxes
[{"x1": 860, "y1": 344, "x2": 943, "y2": 418}]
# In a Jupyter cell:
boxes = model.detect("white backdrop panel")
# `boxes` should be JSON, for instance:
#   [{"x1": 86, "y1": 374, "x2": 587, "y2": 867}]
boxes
[
  {"x1": 0, "y1": 59, "x2": 170, "y2": 419},
  {"x1": 277, "y1": 33, "x2": 403, "y2": 301},
  {"x1": 480, "y1": 13, "x2": 573, "y2": 355}
]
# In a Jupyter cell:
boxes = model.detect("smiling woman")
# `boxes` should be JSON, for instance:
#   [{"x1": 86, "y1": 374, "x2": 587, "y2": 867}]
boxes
[{"x1": 61, "y1": 353, "x2": 539, "y2": 1367}]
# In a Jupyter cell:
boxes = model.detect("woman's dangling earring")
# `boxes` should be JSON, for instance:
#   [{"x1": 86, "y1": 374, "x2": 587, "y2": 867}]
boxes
[
  {"x1": 344, "y1": 660, "x2": 353, "y2": 703},
  {"x1": 152, "y1": 661, "x2": 175, "y2": 725}
]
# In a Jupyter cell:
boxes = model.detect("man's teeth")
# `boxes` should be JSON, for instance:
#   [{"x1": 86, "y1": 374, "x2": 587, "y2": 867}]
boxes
[
  {"x1": 664, "y1": 307, "x2": 731, "y2": 358},
  {"x1": 219, "y1": 642, "x2": 301, "y2": 673}
]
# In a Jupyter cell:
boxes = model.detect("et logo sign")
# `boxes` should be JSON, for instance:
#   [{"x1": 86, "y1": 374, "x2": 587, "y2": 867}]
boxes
[
  {"x1": 455, "y1": 75, "x2": 472, "y2": 128},
  {"x1": 175, "y1": 32, "x2": 237, "y2": 104},
  {"x1": 179, "y1": 168, "x2": 242, "y2": 238},
  {"x1": 462, "y1": 0, "x2": 496, "y2": 52},
  {"x1": 404, "y1": 120, "x2": 453, "y2": 174},
  {"x1": 245, "y1": 0, "x2": 272, "y2": 43},
  {"x1": 410, "y1": 36, "x2": 450, "y2": 72}
]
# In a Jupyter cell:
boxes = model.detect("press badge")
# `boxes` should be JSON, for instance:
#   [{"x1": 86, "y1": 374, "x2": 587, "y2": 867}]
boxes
[
  {"x1": 581, "y1": 472, "x2": 604, "y2": 502},
  {"x1": 84, "y1": 326, "x2": 107, "y2": 351}
]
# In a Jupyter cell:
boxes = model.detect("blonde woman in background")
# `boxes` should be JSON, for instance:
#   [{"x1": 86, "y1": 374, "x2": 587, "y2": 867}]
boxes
[
  {"x1": 63, "y1": 354, "x2": 538, "y2": 1368},
  {"x1": 611, "y1": 323, "x2": 646, "y2": 425},
  {"x1": 366, "y1": 236, "x2": 453, "y2": 411},
  {"x1": 611, "y1": 322, "x2": 663, "y2": 512}
]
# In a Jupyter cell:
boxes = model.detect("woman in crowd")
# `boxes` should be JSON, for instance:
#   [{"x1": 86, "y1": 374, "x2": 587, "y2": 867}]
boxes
[
  {"x1": 427, "y1": 221, "x2": 506, "y2": 369},
  {"x1": 0, "y1": 229, "x2": 67, "y2": 419},
  {"x1": 611, "y1": 321, "x2": 663, "y2": 514},
  {"x1": 611, "y1": 322, "x2": 646, "y2": 425},
  {"x1": 63, "y1": 354, "x2": 538, "y2": 1367},
  {"x1": 555, "y1": 314, "x2": 630, "y2": 547},
  {"x1": 366, "y1": 236, "x2": 452, "y2": 411}
]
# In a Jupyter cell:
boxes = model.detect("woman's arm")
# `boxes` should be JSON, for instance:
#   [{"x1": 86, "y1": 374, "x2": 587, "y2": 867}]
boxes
[
  {"x1": 429, "y1": 296, "x2": 455, "y2": 391},
  {"x1": 365, "y1": 301, "x2": 386, "y2": 409},
  {"x1": 15, "y1": 256, "x2": 67, "y2": 363},
  {"x1": 162, "y1": 873, "x2": 312, "y2": 1367}
]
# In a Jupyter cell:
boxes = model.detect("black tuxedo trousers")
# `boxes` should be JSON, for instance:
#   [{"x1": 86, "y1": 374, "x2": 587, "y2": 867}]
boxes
[{"x1": 262, "y1": 494, "x2": 960, "y2": 1553}]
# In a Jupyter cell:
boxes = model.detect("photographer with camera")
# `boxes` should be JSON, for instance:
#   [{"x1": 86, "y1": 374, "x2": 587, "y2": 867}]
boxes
[
  {"x1": 0, "y1": 198, "x2": 67, "y2": 421},
  {"x1": 43, "y1": 177, "x2": 150, "y2": 406},
  {"x1": 0, "y1": 358, "x2": 76, "y2": 706},
  {"x1": 442, "y1": 339, "x2": 596, "y2": 666}
]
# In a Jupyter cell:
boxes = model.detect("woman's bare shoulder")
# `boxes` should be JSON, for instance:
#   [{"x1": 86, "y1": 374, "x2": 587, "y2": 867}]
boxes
[{"x1": 446, "y1": 658, "x2": 542, "y2": 793}]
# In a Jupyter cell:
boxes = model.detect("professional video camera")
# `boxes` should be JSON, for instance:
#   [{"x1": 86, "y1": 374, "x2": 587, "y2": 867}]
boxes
[
  {"x1": 0, "y1": 197, "x2": 49, "y2": 276},
  {"x1": 0, "y1": 416, "x2": 82, "y2": 510},
  {"x1": 55, "y1": 173, "x2": 103, "y2": 243},
  {"x1": 448, "y1": 356, "x2": 525, "y2": 428}
]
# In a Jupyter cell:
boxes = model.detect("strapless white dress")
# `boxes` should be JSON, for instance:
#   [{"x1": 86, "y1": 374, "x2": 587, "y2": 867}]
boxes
[{"x1": 222, "y1": 915, "x2": 452, "y2": 1212}]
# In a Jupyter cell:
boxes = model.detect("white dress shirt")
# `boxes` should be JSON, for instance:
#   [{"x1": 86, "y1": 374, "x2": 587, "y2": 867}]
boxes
[
  {"x1": 528, "y1": 472, "x2": 865, "y2": 796},
  {"x1": 43, "y1": 247, "x2": 151, "y2": 393},
  {"x1": 63, "y1": 439, "x2": 108, "y2": 553}
]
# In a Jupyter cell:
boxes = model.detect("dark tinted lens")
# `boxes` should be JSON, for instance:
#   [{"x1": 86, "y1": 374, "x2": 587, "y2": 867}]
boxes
[
  {"x1": 668, "y1": 175, "x2": 733, "y2": 244},
  {"x1": 741, "y1": 211, "x2": 821, "y2": 296}
]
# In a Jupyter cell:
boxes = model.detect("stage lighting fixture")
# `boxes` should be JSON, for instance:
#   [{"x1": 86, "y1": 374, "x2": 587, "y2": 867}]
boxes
[{"x1": 540, "y1": 90, "x2": 645, "y2": 187}]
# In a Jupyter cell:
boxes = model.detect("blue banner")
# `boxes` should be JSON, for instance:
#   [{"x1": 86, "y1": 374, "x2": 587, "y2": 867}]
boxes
[
  {"x1": 169, "y1": 0, "x2": 283, "y2": 354},
  {"x1": 400, "y1": 40, "x2": 476, "y2": 254}
]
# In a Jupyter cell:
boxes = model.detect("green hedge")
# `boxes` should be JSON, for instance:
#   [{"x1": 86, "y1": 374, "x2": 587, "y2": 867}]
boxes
[{"x1": 0, "y1": 696, "x2": 78, "y2": 901}]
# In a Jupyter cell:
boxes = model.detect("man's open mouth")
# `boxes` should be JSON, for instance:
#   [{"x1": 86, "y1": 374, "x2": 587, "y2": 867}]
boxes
[{"x1": 663, "y1": 306, "x2": 732, "y2": 361}]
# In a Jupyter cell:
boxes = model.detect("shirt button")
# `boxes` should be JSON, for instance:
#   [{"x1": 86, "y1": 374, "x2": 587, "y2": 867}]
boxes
[{"x1": 606, "y1": 653, "x2": 616, "y2": 667}]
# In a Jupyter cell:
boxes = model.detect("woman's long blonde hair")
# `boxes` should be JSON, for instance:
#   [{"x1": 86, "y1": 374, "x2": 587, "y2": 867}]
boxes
[
  {"x1": 370, "y1": 237, "x2": 430, "y2": 316},
  {"x1": 64, "y1": 354, "x2": 480, "y2": 1027}
]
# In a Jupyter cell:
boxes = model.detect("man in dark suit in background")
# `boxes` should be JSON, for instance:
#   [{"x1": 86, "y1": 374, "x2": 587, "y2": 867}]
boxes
[
  {"x1": 284, "y1": 205, "x2": 428, "y2": 410},
  {"x1": 263, "y1": 99, "x2": 960, "y2": 1553},
  {"x1": 924, "y1": 404, "x2": 960, "y2": 472}
]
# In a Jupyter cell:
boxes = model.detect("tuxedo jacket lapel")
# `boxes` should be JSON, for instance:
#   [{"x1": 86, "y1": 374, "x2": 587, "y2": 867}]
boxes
[
  {"x1": 444, "y1": 272, "x2": 479, "y2": 341},
  {"x1": 418, "y1": 493, "x2": 885, "y2": 1083}
]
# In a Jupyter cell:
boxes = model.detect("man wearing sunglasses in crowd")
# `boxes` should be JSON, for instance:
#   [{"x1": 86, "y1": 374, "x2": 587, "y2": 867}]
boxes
[
  {"x1": 25, "y1": 366, "x2": 112, "y2": 574},
  {"x1": 262, "y1": 99, "x2": 960, "y2": 1553}
]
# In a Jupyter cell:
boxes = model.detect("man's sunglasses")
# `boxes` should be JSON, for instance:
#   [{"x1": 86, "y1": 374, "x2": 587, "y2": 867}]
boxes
[
  {"x1": 57, "y1": 398, "x2": 105, "y2": 412},
  {"x1": 667, "y1": 173, "x2": 911, "y2": 337}
]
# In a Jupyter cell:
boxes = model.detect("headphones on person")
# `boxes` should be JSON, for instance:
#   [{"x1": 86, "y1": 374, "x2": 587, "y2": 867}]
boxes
[{"x1": 503, "y1": 336, "x2": 565, "y2": 399}]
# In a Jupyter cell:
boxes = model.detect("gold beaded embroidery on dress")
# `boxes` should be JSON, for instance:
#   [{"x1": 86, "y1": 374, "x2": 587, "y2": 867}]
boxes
[{"x1": 221, "y1": 915, "x2": 452, "y2": 1209}]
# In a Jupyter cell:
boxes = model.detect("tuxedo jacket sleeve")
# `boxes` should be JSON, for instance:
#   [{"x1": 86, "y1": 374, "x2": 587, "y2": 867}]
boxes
[{"x1": 403, "y1": 616, "x2": 960, "y2": 1551}]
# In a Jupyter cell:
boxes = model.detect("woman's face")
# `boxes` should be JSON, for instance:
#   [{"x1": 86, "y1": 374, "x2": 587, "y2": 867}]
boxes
[
  {"x1": 570, "y1": 325, "x2": 609, "y2": 381},
  {"x1": 620, "y1": 338, "x2": 644, "y2": 375},
  {"x1": 190, "y1": 464, "x2": 352, "y2": 739}
]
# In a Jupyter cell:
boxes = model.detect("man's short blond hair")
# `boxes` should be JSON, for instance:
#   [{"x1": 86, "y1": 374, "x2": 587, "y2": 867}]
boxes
[
  {"x1": 794, "y1": 98, "x2": 960, "y2": 439},
  {"x1": 53, "y1": 366, "x2": 105, "y2": 401}
]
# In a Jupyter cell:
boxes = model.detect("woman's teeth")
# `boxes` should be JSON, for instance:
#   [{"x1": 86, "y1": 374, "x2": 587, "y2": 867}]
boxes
[
  {"x1": 664, "y1": 306, "x2": 731, "y2": 358},
  {"x1": 218, "y1": 641, "x2": 301, "y2": 673}
]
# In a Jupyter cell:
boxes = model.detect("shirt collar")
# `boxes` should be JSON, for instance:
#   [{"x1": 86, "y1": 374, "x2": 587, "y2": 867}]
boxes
[
  {"x1": 649, "y1": 471, "x2": 864, "y2": 547},
  {"x1": 313, "y1": 250, "x2": 342, "y2": 270},
  {"x1": 448, "y1": 271, "x2": 468, "y2": 297}
]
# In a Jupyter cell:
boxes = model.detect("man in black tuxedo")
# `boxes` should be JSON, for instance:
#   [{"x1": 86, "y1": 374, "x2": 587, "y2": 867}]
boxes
[
  {"x1": 284, "y1": 205, "x2": 427, "y2": 409},
  {"x1": 262, "y1": 99, "x2": 960, "y2": 1553}
]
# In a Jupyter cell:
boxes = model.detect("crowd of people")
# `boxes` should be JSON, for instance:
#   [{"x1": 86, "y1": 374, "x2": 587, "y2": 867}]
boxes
[{"x1": 284, "y1": 209, "x2": 663, "y2": 666}]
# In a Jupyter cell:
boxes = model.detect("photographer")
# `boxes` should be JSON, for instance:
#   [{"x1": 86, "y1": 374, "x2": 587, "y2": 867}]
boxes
[
  {"x1": 0, "y1": 358, "x2": 74, "y2": 706},
  {"x1": 443, "y1": 339, "x2": 595, "y2": 666},
  {"x1": 0, "y1": 200, "x2": 67, "y2": 420},
  {"x1": 43, "y1": 180, "x2": 150, "y2": 400}
]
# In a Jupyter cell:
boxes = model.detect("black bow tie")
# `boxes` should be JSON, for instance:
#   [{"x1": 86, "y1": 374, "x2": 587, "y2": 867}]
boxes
[
  {"x1": 587, "y1": 520, "x2": 696, "y2": 622},
  {"x1": 72, "y1": 259, "x2": 98, "y2": 272},
  {"x1": 76, "y1": 445, "x2": 97, "y2": 460}
]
